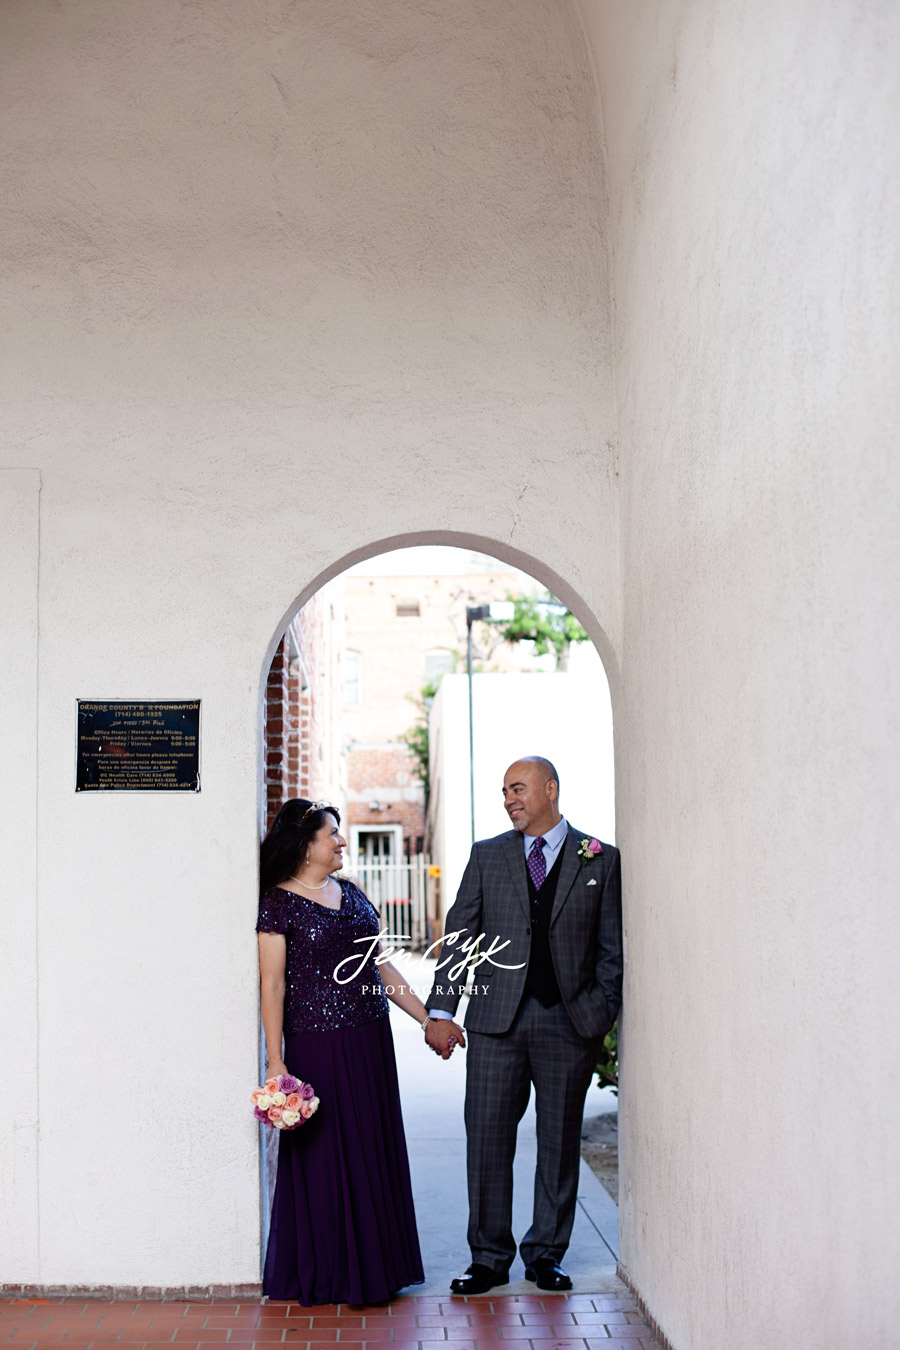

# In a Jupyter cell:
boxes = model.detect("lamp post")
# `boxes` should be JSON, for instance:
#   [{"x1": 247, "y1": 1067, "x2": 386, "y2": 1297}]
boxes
[{"x1": 465, "y1": 602, "x2": 515, "y2": 843}]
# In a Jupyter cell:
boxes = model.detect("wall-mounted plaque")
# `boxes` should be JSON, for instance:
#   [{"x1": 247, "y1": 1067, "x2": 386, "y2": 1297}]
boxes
[{"x1": 76, "y1": 700, "x2": 201, "y2": 792}]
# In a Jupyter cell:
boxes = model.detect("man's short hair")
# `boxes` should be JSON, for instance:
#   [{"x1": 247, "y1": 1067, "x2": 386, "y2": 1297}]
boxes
[{"x1": 524, "y1": 755, "x2": 560, "y2": 796}]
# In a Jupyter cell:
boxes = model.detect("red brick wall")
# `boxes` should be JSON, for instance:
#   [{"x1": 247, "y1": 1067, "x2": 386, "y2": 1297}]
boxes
[
  {"x1": 264, "y1": 636, "x2": 302, "y2": 830},
  {"x1": 346, "y1": 745, "x2": 425, "y2": 848},
  {"x1": 264, "y1": 579, "x2": 346, "y2": 833},
  {"x1": 348, "y1": 746, "x2": 417, "y2": 794},
  {"x1": 348, "y1": 801, "x2": 425, "y2": 842}
]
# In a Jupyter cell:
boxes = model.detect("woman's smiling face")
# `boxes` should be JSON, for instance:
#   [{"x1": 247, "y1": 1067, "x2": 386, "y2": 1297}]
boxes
[{"x1": 306, "y1": 812, "x2": 346, "y2": 871}]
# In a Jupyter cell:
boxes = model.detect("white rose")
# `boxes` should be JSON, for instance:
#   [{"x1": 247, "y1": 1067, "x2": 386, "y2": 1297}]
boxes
[
  {"x1": 309, "y1": 1096, "x2": 320, "y2": 1115},
  {"x1": 271, "y1": 1091, "x2": 286, "y2": 1107},
  {"x1": 257, "y1": 1094, "x2": 272, "y2": 1111},
  {"x1": 281, "y1": 1110, "x2": 301, "y2": 1127}
]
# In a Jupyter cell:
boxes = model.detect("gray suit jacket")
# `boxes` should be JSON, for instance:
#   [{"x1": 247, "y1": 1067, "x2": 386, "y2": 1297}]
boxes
[{"x1": 427, "y1": 824, "x2": 622, "y2": 1039}]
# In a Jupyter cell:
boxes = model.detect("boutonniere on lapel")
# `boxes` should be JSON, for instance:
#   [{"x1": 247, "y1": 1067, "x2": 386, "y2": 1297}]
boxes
[{"x1": 578, "y1": 837, "x2": 603, "y2": 866}]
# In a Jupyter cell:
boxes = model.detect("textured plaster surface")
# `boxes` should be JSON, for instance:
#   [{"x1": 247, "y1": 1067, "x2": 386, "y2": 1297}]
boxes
[
  {"x1": 0, "y1": 0, "x2": 616, "y2": 1287},
  {"x1": 3, "y1": 0, "x2": 897, "y2": 1338},
  {"x1": 579, "y1": 1, "x2": 900, "y2": 1346},
  {"x1": 0, "y1": 472, "x2": 41, "y2": 1281}
]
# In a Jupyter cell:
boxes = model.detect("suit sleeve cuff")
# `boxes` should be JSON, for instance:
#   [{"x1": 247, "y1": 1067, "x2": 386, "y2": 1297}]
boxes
[{"x1": 427, "y1": 1008, "x2": 453, "y2": 1020}]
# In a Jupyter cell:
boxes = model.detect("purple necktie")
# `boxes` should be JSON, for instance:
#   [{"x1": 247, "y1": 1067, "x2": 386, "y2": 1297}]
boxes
[{"x1": 527, "y1": 836, "x2": 547, "y2": 890}]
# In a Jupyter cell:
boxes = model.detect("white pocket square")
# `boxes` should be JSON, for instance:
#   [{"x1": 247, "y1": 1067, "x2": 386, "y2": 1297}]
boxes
[{"x1": 586, "y1": 878, "x2": 598, "y2": 886}]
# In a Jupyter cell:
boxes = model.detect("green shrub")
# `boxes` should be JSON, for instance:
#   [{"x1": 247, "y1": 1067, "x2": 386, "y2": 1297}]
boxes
[{"x1": 594, "y1": 1021, "x2": 618, "y2": 1095}]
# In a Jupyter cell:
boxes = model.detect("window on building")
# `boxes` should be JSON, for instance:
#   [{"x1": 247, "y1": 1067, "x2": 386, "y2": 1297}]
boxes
[
  {"x1": 343, "y1": 650, "x2": 361, "y2": 707},
  {"x1": 351, "y1": 825, "x2": 405, "y2": 866},
  {"x1": 424, "y1": 648, "x2": 456, "y2": 684},
  {"x1": 395, "y1": 597, "x2": 421, "y2": 617},
  {"x1": 358, "y1": 830, "x2": 396, "y2": 862}
]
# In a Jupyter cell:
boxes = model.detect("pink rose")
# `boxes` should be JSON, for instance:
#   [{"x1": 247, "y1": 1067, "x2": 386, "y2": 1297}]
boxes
[
  {"x1": 264, "y1": 1076, "x2": 280, "y2": 1094},
  {"x1": 589, "y1": 839, "x2": 602, "y2": 855},
  {"x1": 299, "y1": 1082, "x2": 315, "y2": 1100},
  {"x1": 298, "y1": 1099, "x2": 315, "y2": 1119},
  {"x1": 284, "y1": 1093, "x2": 301, "y2": 1111},
  {"x1": 279, "y1": 1074, "x2": 300, "y2": 1093},
  {"x1": 267, "y1": 1105, "x2": 284, "y2": 1122}
]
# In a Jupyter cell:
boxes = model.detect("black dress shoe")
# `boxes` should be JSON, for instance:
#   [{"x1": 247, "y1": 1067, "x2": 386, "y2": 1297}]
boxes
[
  {"x1": 450, "y1": 1263, "x2": 511, "y2": 1295},
  {"x1": 524, "y1": 1258, "x2": 572, "y2": 1291}
]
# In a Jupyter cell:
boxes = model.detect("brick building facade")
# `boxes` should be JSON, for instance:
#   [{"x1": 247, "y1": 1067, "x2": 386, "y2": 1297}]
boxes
[{"x1": 342, "y1": 564, "x2": 545, "y2": 864}]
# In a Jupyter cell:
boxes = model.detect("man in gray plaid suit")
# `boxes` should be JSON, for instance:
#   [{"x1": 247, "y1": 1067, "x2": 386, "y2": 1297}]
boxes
[{"x1": 424, "y1": 756, "x2": 622, "y2": 1294}]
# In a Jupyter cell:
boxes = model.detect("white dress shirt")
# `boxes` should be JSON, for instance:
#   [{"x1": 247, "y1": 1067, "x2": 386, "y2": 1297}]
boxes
[{"x1": 429, "y1": 816, "x2": 568, "y2": 1019}]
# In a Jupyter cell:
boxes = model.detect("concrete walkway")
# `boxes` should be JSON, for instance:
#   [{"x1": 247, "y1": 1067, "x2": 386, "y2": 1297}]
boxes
[{"x1": 389, "y1": 957, "x2": 622, "y2": 1299}]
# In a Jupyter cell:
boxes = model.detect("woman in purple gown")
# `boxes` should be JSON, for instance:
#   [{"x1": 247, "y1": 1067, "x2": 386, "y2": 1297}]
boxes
[{"x1": 256, "y1": 797, "x2": 431, "y2": 1305}]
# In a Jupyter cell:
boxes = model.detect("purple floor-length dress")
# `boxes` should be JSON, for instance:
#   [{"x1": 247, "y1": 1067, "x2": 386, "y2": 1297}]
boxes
[{"x1": 257, "y1": 880, "x2": 424, "y2": 1305}]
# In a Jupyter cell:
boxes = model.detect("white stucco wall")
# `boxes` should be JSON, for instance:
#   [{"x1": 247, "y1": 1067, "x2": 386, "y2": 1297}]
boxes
[
  {"x1": 2, "y1": 0, "x2": 897, "y2": 1340},
  {"x1": 0, "y1": 0, "x2": 617, "y2": 1288},
  {"x1": 0, "y1": 471, "x2": 41, "y2": 1282},
  {"x1": 577, "y1": 2, "x2": 900, "y2": 1346}
]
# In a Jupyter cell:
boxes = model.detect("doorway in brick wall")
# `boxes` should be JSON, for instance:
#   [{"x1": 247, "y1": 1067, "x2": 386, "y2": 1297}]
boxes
[
  {"x1": 353, "y1": 825, "x2": 401, "y2": 863},
  {"x1": 351, "y1": 824, "x2": 429, "y2": 946}
]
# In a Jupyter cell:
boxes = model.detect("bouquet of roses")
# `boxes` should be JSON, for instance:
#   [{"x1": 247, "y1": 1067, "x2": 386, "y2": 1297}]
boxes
[{"x1": 252, "y1": 1073, "x2": 319, "y2": 1131}]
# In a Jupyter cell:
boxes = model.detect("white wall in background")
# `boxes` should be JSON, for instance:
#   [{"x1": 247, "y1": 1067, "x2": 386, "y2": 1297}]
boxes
[{"x1": 429, "y1": 657, "x2": 614, "y2": 914}]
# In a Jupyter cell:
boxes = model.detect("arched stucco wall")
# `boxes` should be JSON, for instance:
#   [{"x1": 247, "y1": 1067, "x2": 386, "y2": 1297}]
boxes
[
  {"x1": 0, "y1": 1, "x2": 617, "y2": 1289},
  {"x1": 576, "y1": 3, "x2": 900, "y2": 1347},
  {"x1": 2, "y1": 0, "x2": 897, "y2": 1339},
  {"x1": 260, "y1": 531, "x2": 623, "y2": 701}
]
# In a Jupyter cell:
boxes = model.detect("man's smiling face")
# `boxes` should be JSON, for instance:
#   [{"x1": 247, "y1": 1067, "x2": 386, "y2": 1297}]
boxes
[{"x1": 502, "y1": 759, "x2": 560, "y2": 837}]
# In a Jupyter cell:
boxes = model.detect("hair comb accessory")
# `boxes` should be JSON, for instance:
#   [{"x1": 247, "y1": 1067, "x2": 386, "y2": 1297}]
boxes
[{"x1": 302, "y1": 800, "x2": 332, "y2": 818}]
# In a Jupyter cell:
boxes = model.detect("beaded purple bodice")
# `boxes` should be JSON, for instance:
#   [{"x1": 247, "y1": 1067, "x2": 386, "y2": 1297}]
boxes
[{"x1": 256, "y1": 879, "x2": 390, "y2": 1033}]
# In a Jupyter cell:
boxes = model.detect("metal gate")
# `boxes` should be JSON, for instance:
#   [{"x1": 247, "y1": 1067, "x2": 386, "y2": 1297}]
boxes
[{"x1": 351, "y1": 854, "x2": 429, "y2": 950}]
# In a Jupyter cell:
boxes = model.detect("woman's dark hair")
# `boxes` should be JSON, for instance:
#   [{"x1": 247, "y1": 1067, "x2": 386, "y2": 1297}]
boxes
[{"x1": 259, "y1": 798, "x2": 341, "y2": 893}]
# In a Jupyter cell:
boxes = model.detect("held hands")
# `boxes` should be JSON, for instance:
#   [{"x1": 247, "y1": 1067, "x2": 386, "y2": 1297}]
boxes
[{"x1": 425, "y1": 1018, "x2": 466, "y2": 1060}]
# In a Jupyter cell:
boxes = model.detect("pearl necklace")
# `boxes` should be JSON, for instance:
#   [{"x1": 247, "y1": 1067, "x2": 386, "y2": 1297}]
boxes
[{"x1": 287, "y1": 872, "x2": 332, "y2": 892}]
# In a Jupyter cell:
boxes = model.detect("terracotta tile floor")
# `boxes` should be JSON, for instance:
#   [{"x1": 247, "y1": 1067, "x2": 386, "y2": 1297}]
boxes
[{"x1": 0, "y1": 1297, "x2": 661, "y2": 1350}]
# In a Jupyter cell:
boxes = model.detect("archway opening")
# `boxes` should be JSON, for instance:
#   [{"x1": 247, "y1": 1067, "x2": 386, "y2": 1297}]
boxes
[{"x1": 256, "y1": 534, "x2": 620, "y2": 1291}]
